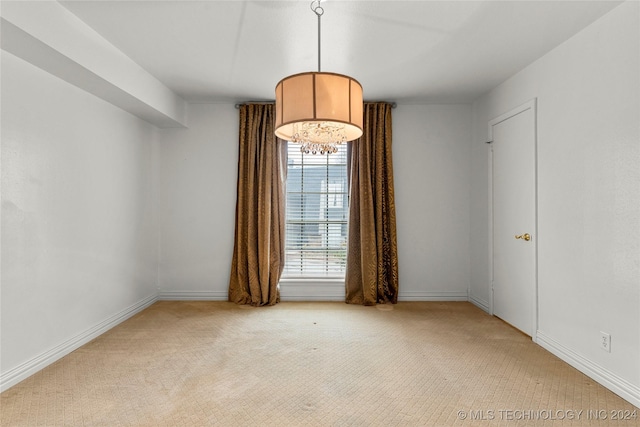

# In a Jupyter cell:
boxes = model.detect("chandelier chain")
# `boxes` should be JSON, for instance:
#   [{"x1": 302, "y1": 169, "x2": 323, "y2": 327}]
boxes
[{"x1": 311, "y1": 0, "x2": 323, "y2": 72}]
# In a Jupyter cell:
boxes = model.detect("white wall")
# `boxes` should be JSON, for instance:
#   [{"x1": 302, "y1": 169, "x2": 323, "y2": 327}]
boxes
[
  {"x1": 157, "y1": 103, "x2": 471, "y2": 301},
  {"x1": 394, "y1": 105, "x2": 471, "y2": 300},
  {"x1": 1, "y1": 52, "x2": 160, "y2": 388},
  {"x1": 157, "y1": 103, "x2": 238, "y2": 299},
  {"x1": 470, "y1": 1, "x2": 639, "y2": 405}
]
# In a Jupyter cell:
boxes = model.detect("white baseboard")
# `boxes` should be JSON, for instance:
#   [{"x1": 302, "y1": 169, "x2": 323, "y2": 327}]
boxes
[
  {"x1": 157, "y1": 290, "x2": 228, "y2": 300},
  {"x1": 278, "y1": 285, "x2": 470, "y2": 302},
  {"x1": 0, "y1": 293, "x2": 157, "y2": 392},
  {"x1": 157, "y1": 288, "x2": 347, "y2": 302},
  {"x1": 536, "y1": 331, "x2": 640, "y2": 408},
  {"x1": 468, "y1": 294, "x2": 490, "y2": 313},
  {"x1": 398, "y1": 291, "x2": 468, "y2": 301}
]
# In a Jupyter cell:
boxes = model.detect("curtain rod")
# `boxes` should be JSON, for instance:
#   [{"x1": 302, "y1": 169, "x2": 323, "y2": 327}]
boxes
[
  {"x1": 234, "y1": 101, "x2": 397, "y2": 109},
  {"x1": 234, "y1": 101, "x2": 274, "y2": 109}
]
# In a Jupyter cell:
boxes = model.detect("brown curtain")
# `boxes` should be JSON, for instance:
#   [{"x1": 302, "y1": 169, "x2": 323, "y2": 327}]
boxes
[
  {"x1": 345, "y1": 102, "x2": 399, "y2": 305},
  {"x1": 228, "y1": 104, "x2": 287, "y2": 306}
]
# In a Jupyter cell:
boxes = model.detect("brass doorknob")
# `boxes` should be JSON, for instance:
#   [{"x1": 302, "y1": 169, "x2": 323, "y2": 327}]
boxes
[{"x1": 515, "y1": 233, "x2": 531, "y2": 241}]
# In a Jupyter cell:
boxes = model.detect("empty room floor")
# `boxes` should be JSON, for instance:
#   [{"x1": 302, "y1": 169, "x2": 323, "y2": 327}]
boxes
[{"x1": 1, "y1": 301, "x2": 638, "y2": 426}]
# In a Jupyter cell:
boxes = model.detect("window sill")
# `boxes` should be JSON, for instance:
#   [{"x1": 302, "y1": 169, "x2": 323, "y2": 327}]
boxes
[{"x1": 279, "y1": 277, "x2": 345, "y2": 284}]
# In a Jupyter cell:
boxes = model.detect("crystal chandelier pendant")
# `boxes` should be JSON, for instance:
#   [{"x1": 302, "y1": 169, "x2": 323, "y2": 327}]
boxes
[
  {"x1": 291, "y1": 121, "x2": 346, "y2": 154},
  {"x1": 274, "y1": 1, "x2": 363, "y2": 155}
]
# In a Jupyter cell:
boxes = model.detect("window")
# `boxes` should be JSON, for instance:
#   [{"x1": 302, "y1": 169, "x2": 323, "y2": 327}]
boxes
[{"x1": 283, "y1": 142, "x2": 349, "y2": 278}]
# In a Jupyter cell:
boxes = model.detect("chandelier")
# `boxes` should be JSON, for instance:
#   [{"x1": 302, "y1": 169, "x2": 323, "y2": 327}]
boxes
[{"x1": 274, "y1": 0, "x2": 363, "y2": 154}]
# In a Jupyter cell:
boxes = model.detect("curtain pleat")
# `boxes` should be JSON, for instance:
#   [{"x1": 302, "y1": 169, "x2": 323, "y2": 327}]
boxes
[
  {"x1": 228, "y1": 104, "x2": 286, "y2": 306},
  {"x1": 345, "y1": 102, "x2": 399, "y2": 305}
]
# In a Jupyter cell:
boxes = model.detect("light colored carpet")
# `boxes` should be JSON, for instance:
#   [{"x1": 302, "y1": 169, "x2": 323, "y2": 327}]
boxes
[{"x1": 1, "y1": 301, "x2": 638, "y2": 426}]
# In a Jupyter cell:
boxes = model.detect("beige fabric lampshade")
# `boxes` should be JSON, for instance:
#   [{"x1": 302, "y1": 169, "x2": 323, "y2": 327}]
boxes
[{"x1": 275, "y1": 72, "x2": 363, "y2": 142}]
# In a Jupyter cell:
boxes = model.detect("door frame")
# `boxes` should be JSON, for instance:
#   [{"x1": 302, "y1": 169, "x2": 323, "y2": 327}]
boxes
[{"x1": 487, "y1": 98, "x2": 539, "y2": 342}]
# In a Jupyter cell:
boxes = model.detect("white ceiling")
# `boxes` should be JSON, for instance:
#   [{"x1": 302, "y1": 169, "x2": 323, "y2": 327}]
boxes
[{"x1": 59, "y1": 0, "x2": 622, "y2": 104}]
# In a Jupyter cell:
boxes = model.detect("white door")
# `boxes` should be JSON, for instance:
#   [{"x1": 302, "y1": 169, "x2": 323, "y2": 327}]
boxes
[{"x1": 490, "y1": 100, "x2": 537, "y2": 337}]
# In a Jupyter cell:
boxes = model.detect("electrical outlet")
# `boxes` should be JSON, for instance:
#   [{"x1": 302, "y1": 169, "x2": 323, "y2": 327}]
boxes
[{"x1": 600, "y1": 332, "x2": 611, "y2": 352}]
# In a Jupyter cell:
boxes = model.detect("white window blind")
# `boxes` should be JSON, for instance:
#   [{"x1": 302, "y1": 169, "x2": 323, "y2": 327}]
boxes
[{"x1": 283, "y1": 142, "x2": 349, "y2": 278}]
